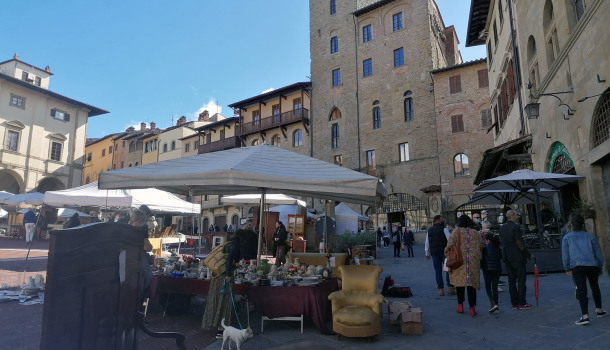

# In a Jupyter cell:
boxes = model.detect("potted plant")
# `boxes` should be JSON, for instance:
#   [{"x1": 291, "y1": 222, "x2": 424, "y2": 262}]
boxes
[{"x1": 571, "y1": 197, "x2": 595, "y2": 220}]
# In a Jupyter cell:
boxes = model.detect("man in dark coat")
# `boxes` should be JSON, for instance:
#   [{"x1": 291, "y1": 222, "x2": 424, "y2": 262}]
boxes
[
  {"x1": 500, "y1": 210, "x2": 535, "y2": 310},
  {"x1": 425, "y1": 215, "x2": 450, "y2": 296}
]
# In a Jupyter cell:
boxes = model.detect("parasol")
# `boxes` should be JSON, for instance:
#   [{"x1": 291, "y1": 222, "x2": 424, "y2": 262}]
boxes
[{"x1": 534, "y1": 258, "x2": 539, "y2": 306}]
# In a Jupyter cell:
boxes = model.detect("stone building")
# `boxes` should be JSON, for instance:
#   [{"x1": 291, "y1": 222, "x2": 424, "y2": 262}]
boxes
[
  {"x1": 0, "y1": 54, "x2": 108, "y2": 193},
  {"x1": 467, "y1": 0, "x2": 610, "y2": 263},
  {"x1": 309, "y1": 0, "x2": 471, "y2": 226},
  {"x1": 82, "y1": 134, "x2": 116, "y2": 184},
  {"x1": 430, "y1": 59, "x2": 494, "y2": 218}
]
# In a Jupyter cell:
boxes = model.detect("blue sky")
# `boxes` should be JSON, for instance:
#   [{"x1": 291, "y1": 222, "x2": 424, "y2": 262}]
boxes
[{"x1": 1, "y1": 1, "x2": 485, "y2": 138}]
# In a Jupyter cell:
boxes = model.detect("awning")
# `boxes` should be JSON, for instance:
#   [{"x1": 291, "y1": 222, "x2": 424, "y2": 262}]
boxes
[{"x1": 474, "y1": 134, "x2": 533, "y2": 185}]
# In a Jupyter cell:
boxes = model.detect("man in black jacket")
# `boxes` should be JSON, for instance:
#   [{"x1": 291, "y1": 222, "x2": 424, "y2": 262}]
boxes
[
  {"x1": 425, "y1": 215, "x2": 450, "y2": 296},
  {"x1": 500, "y1": 210, "x2": 535, "y2": 310}
]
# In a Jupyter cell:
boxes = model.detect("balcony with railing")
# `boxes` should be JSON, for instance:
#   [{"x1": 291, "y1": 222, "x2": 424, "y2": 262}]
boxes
[
  {"x1": 240, "y1": 108, "x2": 309, "y2": 136},
  {"x1": 198, "y1": 136, "x2": 241, "y2": 154}
]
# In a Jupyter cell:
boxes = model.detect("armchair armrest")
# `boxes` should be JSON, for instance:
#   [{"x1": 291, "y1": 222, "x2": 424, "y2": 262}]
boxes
[{"x1": 328, "y1": 290, "x2": 384, "y2": 315}]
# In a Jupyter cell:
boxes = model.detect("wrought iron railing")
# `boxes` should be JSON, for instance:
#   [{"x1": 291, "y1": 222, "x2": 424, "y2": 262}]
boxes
[{"x1": 240, "y1": 108, "x2": 309, "y2": 135}]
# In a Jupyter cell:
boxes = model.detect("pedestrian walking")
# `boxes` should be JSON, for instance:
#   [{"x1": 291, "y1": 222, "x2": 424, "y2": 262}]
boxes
[
  {"x1": 499, "y1": 210, "x2": 535, "y2": 310},
  {"x1": 403, "y1": 227, "x2": 415, "y2": 257},
  {"x1": 481, "y1": 220, "x2": 502, "y2": 314},
  {"x1": 561, "y1": 213, "x2": 607, "y2": 325},
  {"x1": 426, "y1": 215, "x2": 450, "y2": 296},
  {"x1": 445, "y1": 215, "x2": 484, "y2": 316},
  {"x1": 382, "y1": 226, "x2": 390, "y2": 248}
]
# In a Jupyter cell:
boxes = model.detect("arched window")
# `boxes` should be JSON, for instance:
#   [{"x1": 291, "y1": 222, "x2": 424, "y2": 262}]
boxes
[
  {"x1": 329, "y1": 107, "x2": 342, "y2": 121},
  {"x1": 331, "y1": 123, "x2": 339, "y2": 149},
  {"x1": 135, "y1": 162, "x2": 139, "y2": 166},
  {"x1": 271, "y1": 135, "x2": 281, "y2": 146},
  {"x1": 372, "y1": 101, "x2": 381, "y2": 129},
  {"x1": 163, "y1": 143, "x2": 168, "y2": 152},
  {"x1": 592, "y1": 89, "x2": 610, "y2": 148},
  {"x1": 527, "y1": 36, "x2": 537, "y2": 64},
  {"x1": 543, "y1": 0, "x2": 554, "y2": 32},
  {"x1": 171, "y1": 141, "x2": 176, "y2": 150},
  {"x1": 293, "y1": 130, "x2": 303, "y2": 147},
  {"x1": 129, "y1": 141, "x2": 136, "y2": 152},
  {"x1": 231, "y1": 214, "x2": 239, "y2": 227},
  {"x1": 251, "y1": 139, "x2": 259, "y2": 146},
  {"x1": 454, "y1": 154, "x2": 470, "y2": 177},
  {"x1": 403, "y1": 91, "x2": 414, "y2": 121}
]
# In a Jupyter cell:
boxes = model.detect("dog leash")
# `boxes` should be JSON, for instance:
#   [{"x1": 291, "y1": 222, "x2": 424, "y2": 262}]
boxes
[{"x1": 222, "y1": 279, "x2": 245, "y2": 329}]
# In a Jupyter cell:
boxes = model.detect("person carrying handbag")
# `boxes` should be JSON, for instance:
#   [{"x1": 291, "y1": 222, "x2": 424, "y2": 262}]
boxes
[{"x1": 445, "y1": 215, "x2": 484, "y2": 317}]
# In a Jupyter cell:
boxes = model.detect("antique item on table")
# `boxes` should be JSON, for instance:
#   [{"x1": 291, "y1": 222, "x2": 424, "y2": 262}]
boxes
[
  {"x1": 257, "y1": 259, "x2": 271, "y2": 276},
  {"x1": 322, "y1": 268, "x2": 330, "y2": 278}
]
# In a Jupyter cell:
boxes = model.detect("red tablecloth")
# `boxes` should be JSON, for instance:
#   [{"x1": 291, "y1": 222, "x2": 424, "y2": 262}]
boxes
[
  {"x1": 149, "y1": 275, "x2": 249, "y2": 300},
  {"x1": 247, "y1": 278, "x2": 339, "y2": 334}
]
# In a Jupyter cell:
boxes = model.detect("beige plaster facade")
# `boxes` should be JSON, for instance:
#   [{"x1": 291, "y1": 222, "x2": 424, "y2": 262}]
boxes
[
  {"x1": 83, "y1": 134, "x2": 115, "y2": 184},
  {"x1": 0, "y1": 55, "x2": 107, "y2": 193}
]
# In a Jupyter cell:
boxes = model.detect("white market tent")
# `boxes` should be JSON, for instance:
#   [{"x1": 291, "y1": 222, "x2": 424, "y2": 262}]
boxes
[
  {"x1": 43, "y1": 182, "x2": 200, "y2": 214},
  {"x1": 98, "y1": 145, "x2": 386, "y2": 258},
  {"x1": 3, "y1": 192, "x2": 44, "y2": 206},
  {"x1": 57, "y1": 208, "x2": 92, "y2": 218},
  {"x1": 221, "y1": 193, "x2": 307, "y2": 207},
  {"x1": 335, "y1": 202, "x2": 369, "y2": 234}
]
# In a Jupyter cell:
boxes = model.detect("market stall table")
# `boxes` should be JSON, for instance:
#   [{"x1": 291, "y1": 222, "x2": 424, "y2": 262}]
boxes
[
  {"x1": 149, "y1": 275, "x2": 249, "y2": 300},
  {"x1": 247, "y1": 278, "x2": 339, "y2": 335}
]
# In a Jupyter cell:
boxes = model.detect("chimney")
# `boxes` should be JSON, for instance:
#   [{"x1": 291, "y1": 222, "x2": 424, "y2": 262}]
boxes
[
  {"x1": 150, "y1": 122, "x2": 156, "y2": 129},
  {"x1": 140, "y1": 122, "x2": 147, "y2": 130},
  {"x1": 126, "y1": 126, "x2": 135, "y2": 132},
  {"x1": 177, "y1": 116, "x2": 187, "y2": 125},
  {"x1": 13, "y1": 53, "x2": 19, "y2": 60},
  {"x1": 198, "y1": 110, "x2": 210, "y2": 121},
  {"x1": 45, "y1": 65, "x2": 51, "y2": 73}
]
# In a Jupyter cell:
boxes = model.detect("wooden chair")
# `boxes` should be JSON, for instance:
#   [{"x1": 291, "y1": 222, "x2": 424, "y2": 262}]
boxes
[{"x1": 40, "y1": 222, "x2": 185, "y2": 350}]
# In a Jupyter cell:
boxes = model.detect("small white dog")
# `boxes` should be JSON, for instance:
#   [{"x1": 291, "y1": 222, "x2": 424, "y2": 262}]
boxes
[{"x1": 221, "y1": 318, "x2": 253, "y2": 350}]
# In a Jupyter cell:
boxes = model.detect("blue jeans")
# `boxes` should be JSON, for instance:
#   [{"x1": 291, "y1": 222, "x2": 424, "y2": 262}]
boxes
[{"x1": 432, "y1": 254, "x2": 445, "y2": 289}]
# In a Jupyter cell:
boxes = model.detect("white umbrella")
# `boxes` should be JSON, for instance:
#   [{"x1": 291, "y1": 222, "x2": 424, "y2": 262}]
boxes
[
  {"x1": 221, "y1": 193, "x2": 307, "y2": 207},
  {"x1": 4, "y1": 192, "x2": 44, "y2": 206}
]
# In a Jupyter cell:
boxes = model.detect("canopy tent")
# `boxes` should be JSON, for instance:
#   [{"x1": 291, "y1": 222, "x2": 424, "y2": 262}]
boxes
[
  {"x1": 43, "y1": 182, "x2": 133, "y2": 208},
  {"x1": 221, "y1": 193, "x2": 307, "y2": 207},
  {"x1": 334, "y1": 202, "x2": 369, "y2": 235},
  {"x1": 0, "y1": 191, "x2": 13, "y2": 204},
  {"x1": 98, "y1": 145, "x2": 386, "y2": 205},
  {"x1": 43, "y1": 182, "x2": 200, "y2": 214},
  {"x1": 98, "y1": 145, "x2": 386, "y2": 259},
  {"x1": 3, "y1": 192, "x2": 44, "y2": 206},
  {"x1": 0, "y1": 208, "x2": 7, "y2": 219}
]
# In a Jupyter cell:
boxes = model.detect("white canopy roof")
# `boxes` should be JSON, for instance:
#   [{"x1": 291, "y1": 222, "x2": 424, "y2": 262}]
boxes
[
  {"x1": 43, "y1": 182, "x2": 200, "y2": 214},
  {"x1": 335, "y1": 202, "x2": 369, "y2": 222},
  {"x1": 221, "y1": 193, "x2": 306, "y2": 207},
  {"x1": 3, "y1": 192, "x2": 44, "y2": 206},
  {"x1": 57, "y1": 208, "x2": 92, "y2": 218},
  {"x1": 43, "y1": 182, "x2": 133, "y2": 208},
  {"x1": 98, "y1": 145, "x2": 386, "y2": 206}
]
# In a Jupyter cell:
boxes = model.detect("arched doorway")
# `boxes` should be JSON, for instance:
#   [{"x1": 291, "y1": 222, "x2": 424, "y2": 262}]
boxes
[
  {"x1": 0, "y1": 169, "x2": 23, "y2": 193},
  {"x1": 366, "y1": 193, "x2": 428, "y2": 231},
  {"x1": 37, "y1": 177, "x2": 65, "y2": 193},
  {"x1": 546, "y1": 142, "x2": 579, "y2": 222}
]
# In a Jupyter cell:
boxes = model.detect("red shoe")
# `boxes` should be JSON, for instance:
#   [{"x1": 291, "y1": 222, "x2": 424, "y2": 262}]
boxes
[
  {"x1": 457, "y1": 304, "x2": 464, "y2": 313},
  {"x1": 469, "y1": 307, "x2": 477, "y2": 317}
]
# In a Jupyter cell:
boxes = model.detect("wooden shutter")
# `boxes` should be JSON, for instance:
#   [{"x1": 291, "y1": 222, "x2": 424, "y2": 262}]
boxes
[
  {"x1": 507, "y1": 60, "x2": 516, "y2": 103},
  {"x1": 449, "y1": 75, "x2": 462, "y2": 93},
  {"x1": 478, "y1": 69, "x2": 489, "y2": 88},
  {"x1": 451, "y1": 115, "x2": 464, "y2": 132}
]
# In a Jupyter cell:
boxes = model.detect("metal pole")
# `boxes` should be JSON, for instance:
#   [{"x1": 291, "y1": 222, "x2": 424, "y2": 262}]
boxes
[
  {"x1": 323, "y1": 211, "x2": 327, "y2": 253},
  {"x1": 256, "y1": 188, "x2": 266, "y2": 262}
]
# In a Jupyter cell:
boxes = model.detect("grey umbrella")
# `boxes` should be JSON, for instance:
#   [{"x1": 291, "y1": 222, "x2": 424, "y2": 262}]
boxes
[{"x1": 474, "y1": 169, "x2": 584, "y2": 244}]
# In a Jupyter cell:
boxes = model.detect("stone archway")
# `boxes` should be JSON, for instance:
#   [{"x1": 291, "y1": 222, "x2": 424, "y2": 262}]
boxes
[
  {"x1": 37, "y1": 177, "x2": 65, "y2": 193},
  {"x1": 0, "y1": 169, "x2": 23, "y2": 193}
]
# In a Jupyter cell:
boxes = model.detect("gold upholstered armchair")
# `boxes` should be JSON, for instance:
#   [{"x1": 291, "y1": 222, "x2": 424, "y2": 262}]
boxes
[{"x1": 327, "y1": 265, "x2": 384, "y2": 341}]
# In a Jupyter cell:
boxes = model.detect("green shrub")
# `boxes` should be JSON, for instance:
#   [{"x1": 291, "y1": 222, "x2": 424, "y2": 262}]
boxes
[{"x1": 330, "y1": 230, "x2": 377, "y2": 254}]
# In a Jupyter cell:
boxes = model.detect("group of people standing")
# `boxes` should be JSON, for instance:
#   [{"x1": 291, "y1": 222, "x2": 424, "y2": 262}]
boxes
[
  {"x1": 425, "y1": 210, "x2": 606, "y2": 325},
  {"x1": 377, "y1": 225, "x2": 415, "y2": 258}
]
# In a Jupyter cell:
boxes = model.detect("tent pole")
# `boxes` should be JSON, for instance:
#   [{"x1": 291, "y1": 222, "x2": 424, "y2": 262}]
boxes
[{"x1": 256, "y1": 188, "x2": 266, "y2": 263}]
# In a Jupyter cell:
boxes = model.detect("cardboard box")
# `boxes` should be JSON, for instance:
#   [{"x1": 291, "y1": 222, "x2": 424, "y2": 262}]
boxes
[
  {"x1": 387, "y1": 301, "x2": 412, "y2": 325},
  {"x1": 400, "y1": 307, "x2": 423, "y2": 335}
]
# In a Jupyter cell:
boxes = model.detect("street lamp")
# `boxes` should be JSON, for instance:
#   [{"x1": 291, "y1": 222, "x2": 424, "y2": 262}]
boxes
[{"x1": 524, "y1": 83, "x2": 575, "y2": 119}]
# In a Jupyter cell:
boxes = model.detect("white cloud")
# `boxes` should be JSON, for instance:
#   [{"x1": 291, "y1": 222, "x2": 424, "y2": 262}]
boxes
[
  {"x1": 261, "y1": 88, "x2": 275, "y2": 94},
  {"x1": 187, "y1": 98, "x2": 223, "y2": 121}
]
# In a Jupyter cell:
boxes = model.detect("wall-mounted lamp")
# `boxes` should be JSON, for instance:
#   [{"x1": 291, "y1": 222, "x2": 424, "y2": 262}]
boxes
[{"x1": 524, "y1": 83, "x2": 576, "y2": 119}]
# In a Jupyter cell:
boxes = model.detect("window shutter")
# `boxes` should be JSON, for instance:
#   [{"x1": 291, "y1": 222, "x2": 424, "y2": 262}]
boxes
[
  {"x1": 507, "y1": 60, "x2": 516, "y2": 103},
  {"x1": 478, "y1": 69, "x2": 489, "y2": 88}
]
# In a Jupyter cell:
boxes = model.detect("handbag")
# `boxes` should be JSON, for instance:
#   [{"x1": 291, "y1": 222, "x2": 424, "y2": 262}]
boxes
[
  {"x1": 401, "y1": 242, "x2": 406, "y2": 251},
  {"x1": 446, "y1": 230, "x2": 463, "y2": 270},
  {"x1": 204, "y1": 242, "x2": 228, "y2": 276}
]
